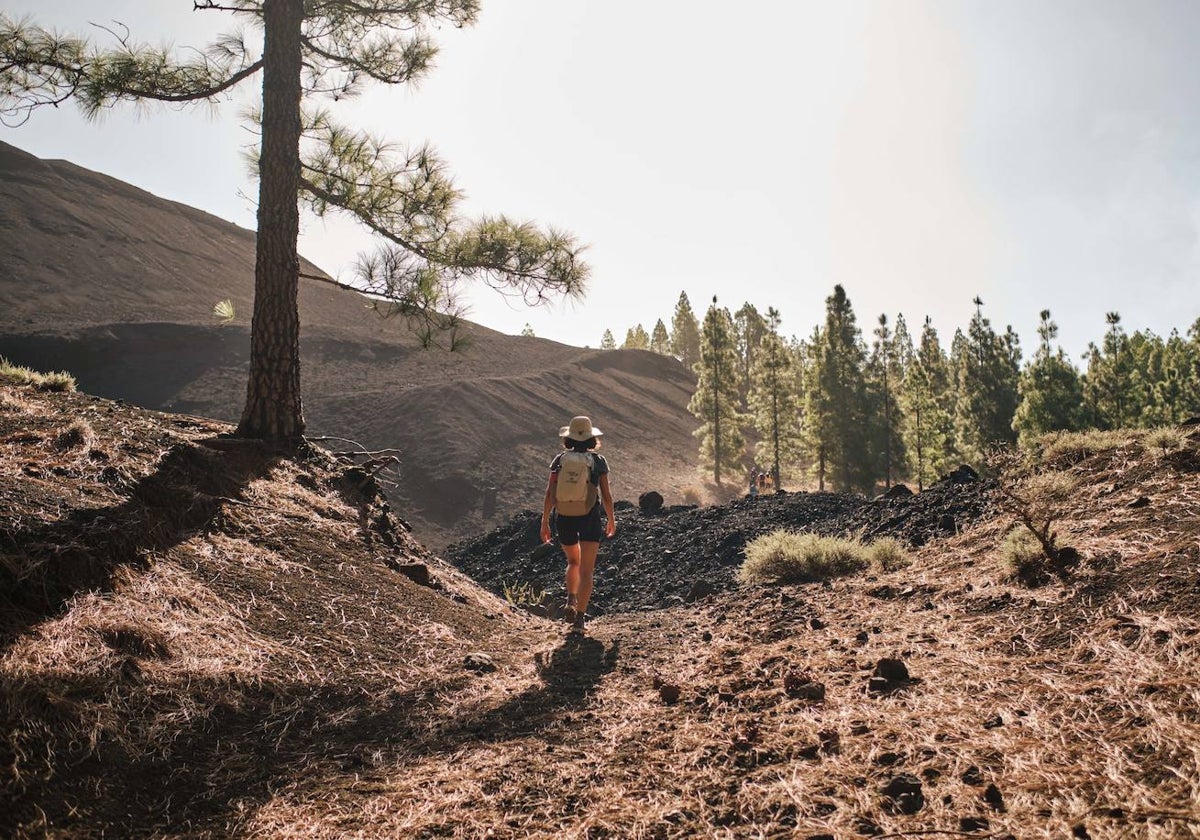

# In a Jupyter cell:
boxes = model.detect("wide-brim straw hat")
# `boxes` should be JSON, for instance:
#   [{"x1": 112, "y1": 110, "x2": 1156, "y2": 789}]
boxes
[{"x1": 559, "y1": 415, "x2": 603, "y2": 441}]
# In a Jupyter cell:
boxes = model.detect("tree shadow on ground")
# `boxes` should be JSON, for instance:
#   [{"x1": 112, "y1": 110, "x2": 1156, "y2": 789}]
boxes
[
  {"x1": 0, "y1": 439, "x2": 280, "y2": 648},
  {"x1": 3, "y1": 634, "x2": 621, "y2": 836}
]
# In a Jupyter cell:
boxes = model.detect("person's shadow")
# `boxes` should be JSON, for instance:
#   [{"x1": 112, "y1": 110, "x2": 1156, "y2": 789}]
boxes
[{"x1": 431, "y1": 634, "x2": 620, "y2": 748}]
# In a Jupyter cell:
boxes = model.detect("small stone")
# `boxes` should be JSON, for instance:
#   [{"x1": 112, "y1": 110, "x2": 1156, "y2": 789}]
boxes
[
  {"x1": 961, "y1": 765, "x2": 985, "y2": 786},
  {"x1": 874, "y1": 658, "x2": 910, "y2": 683},
  {"x1": 463, "y1": 653, "x2": 497, "y2": 673},
  {"x1": 1072, "y1": 825, "x2": 1091, "y2": 839},
  {"x1": 784, "y1": 671, "x2": 826, "y2": 701},
  {"x1": 392, "y1": 562, "x2": 432, "y2": 587},
  {"x1": 1128, "y1": 496, "x2": 1150, "y2": 509},
  {"x1": 983, "y1": 783, "x2": 1006, "y2": 812},
  {"x1": 960, "y1": 816, "x2": 990, "y2": 832},
  {"x1": 658, "y1": 683, "x2": 682, "y2": 704},
  {"x1": 701, "y1": 630, "x2": 713, "y2": 642},
  {"x1": 880, "y1": 773, "x2": 925, "y2": 814},
  {"x1": 855, "y1": 631, "x2": 870, "y2": 645},
  {"x1": 868, "y1": 676, "x2": 891, "y2": 693},
  {"x1": 874, "y1": 751, "x2": 901, "y2": 766},
  {"x1": 810, "y1": 617, "x2": 827, "y2": 630},
  {"x1": 982, "y1": 713, "x2": 1004, "y2": 729}
]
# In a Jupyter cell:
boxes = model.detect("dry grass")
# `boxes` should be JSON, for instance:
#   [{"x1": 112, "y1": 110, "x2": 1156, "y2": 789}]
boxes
[
  {"x1": 1036, "y1": 428, "x2": 1136, "y2": 465},
  {"x1": 0, "y1": 358, "x2": 76, "y2": 392}
]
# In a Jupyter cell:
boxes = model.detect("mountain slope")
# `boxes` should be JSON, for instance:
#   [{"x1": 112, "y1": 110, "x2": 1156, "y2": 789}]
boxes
[{"x1": 0, "y1": 141, "x2": 699, "y2": 547}]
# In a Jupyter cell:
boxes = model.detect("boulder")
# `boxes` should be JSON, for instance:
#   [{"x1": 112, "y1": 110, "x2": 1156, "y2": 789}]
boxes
[
  {"x1": 685, "y1": 579, "x2": 717, "y2": 603},
  {"x1": 638, "y1": 490, "x2": 665, "y2": 514},
  {"x1": 947, "y1": 464, "x2": 980, "y2": 483}
]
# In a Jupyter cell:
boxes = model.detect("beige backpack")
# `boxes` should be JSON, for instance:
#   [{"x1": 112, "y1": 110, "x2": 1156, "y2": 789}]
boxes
[{"x1": 555, "y1": 451, "x2": 597, "y2": 516}]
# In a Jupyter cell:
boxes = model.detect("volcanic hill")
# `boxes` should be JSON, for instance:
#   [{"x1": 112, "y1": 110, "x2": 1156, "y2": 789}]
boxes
[
  {"x1": 0, "y1": 139, "x2": 698, "y2": 549},
  {"x1": 3, "y1": 372, "x2": 1199, "y2": 838}
]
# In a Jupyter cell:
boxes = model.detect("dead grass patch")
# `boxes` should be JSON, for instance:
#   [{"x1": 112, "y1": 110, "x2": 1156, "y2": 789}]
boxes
[{"x1": 739, "y1": 531, "x2": 870, "y2": 585}]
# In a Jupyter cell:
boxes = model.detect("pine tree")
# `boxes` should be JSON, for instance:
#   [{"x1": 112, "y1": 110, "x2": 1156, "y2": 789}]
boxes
[
  {"x1": 901, "y1": 316, "x2": 955, "y2": 490},
  {"x1": 622, "y1": 324, "x2": 650, "y2": 350},
  {"x1": 688, "y1": 297, "x2": 744, "y2": 485},
  {"x1": 650, "y1": 319, "x2": 670, "y2": 354},
  {"x1": 1146, "y1": 329, "x2": 1200, "y2": 424},
  {"x1": 520, "y1": 323, "x2": 536, "y2": 337},
  {"x1": 810, "y1": 285, "x2": 870, "y2": 493},
  {"x1": 599, "y1": 329, "x2": 617, "y2": 350},
  {"x1": 1012, "y1": 310, "x2": 1084, "y2": 445},
  {"x1": 952, "y1": 297, "x2": 1021, "y2": 462},
  {"x1": 800, "y1": 326, "x2": 831, "y2": 490},
  {"x1": 1, "y1": 5, "x2": 586, "y2": 439},
  {"x1": 748, "y1": 311, "x2": 801, "y2": 488},
  {"x1": 734, "y1": 302, "x2": 767, "y2": 406},
  {"x1": 670, "y1": 291, "x2": 702, "y2": 369},
  {"x1": 867, "y1": 314, "x2": 905, "y2": 488},
  {"x1": 1083, "y1": 312, "x2": 1135, "y2": 429}
]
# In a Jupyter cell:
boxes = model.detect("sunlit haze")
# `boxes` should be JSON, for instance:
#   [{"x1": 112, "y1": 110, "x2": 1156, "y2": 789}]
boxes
[{"x1": 5, "y1": 0, "x2": 1199, "y2": 360}]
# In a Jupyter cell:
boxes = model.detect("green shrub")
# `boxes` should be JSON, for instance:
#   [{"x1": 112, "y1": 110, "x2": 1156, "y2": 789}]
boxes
[
  {"x1": 0, "y1": 357, "x2": 76, "y2": 392},
  {"x1": 1000, "y1": 527, "x2": 1047, "y2": 587},
  {"x1": 739, "y1": 531, "x2": 869, "y2": 585},
  {"x1": 868, "y1": 536, "x2": 911, "y2": 572}
]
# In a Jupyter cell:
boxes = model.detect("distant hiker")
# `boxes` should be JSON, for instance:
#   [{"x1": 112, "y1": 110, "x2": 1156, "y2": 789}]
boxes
[
  {"x1": 749, "y1": 470, "x2": 759, "y2": 497},
  {"x1": 540, "y1": 415, "x2": 617, "y2": 634}
]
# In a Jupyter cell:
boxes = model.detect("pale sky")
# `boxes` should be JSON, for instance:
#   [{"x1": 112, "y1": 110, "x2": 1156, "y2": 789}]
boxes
[{"x1": 4, "y1": 0, "x2": 1199, "y2": 362}]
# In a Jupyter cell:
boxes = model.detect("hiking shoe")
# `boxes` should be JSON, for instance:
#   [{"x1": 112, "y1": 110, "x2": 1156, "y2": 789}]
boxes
[
  {"x1": 561, "y1": 604, "x2": 577, "y2": 624},
  {"x1": 569, "y1": 612, "x2": 586, "y2": 634}
]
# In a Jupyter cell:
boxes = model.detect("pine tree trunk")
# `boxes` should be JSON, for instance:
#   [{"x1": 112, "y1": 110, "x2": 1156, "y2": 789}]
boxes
[{"x1": 237, "y1": 0, "x2": 305, "y2": 440}]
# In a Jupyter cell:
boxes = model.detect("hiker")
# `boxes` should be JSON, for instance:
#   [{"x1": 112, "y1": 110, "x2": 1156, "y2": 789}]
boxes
[
  {"x1": 539, "y1": 415, "x2": 617, "y2": 634},
  {"x1": 749, "y1": 469, "x2": 759, "y2": 497}
]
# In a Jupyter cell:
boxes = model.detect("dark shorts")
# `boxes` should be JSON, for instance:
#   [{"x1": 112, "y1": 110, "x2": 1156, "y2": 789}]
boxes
[{"x1": 556, "y1": 505, "x2": 603, "y2": 545}]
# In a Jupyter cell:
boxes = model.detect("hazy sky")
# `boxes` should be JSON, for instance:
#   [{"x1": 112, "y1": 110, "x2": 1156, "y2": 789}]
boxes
[{"x1": 4, "y1": 0, "x2": 1199, "y2": 361}]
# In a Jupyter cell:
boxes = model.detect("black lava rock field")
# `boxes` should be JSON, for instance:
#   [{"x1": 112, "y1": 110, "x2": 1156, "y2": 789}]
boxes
[{"x1": 445, "y1": 468, "x2": 998, "y2": 615}]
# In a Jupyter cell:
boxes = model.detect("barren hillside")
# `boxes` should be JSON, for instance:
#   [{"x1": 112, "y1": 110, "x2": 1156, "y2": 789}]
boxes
[
  {"x1": 3, "y1": 374, "x2": 1199, "y2": 838},
  {"x1": 0, "y1": 140, "x2": 699, "y2": 548}
]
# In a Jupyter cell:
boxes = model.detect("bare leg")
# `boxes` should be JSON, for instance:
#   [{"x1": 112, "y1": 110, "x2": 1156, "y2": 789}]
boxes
[
  {"x1": 562, "y1": 542, "x2": 582, "y2": 608},
  {"x1": 576, "y1": 541, "x2": 599, "y2": 615}
]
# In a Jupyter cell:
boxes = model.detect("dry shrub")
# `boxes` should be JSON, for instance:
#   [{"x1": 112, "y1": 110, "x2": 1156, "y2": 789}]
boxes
[
  {"x1": 739, "y1": 531, "x2": 869, "y2": 585},
  {"x1": 0, "y1": 357, "x2": 76, "y2": 392},
  {"x1": 1142, "y1": 426, "x2": 1186, "y2": 456},
  {"x1": 0, "y1": 390, "x2": 30, "y2": 413},
  {"x1": 867, "y1": 536, "x2": 910, "y2": 571},
  {"x1": 1036, "y1": 428, "x2": 1132, "y2": 464},
  {"x1": 53, "y1": 419, "x2": 95, "y2": 451},
  {"x1": 502, "y1": 579, "x2": 546, "y2": 607},
  {"x1": 681, "y1": 485, "x2": 703, "y2": 506}
]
